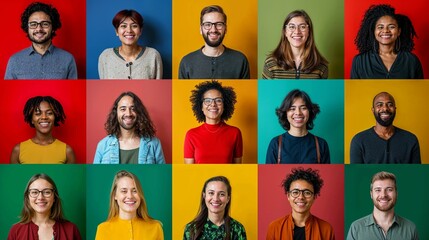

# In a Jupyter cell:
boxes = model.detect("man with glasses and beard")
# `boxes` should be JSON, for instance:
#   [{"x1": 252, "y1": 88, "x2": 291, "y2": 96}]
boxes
[
  {"x1": 178, "y1": 5, "x2": 250, "y2": 79},
  {"x1": 5, "y1": 2, "x2": 77, "y2": 79},
  {"x1": 347, "y1": 171, "x2": 419, "y2": 240},
  {"x1": 350, "y1": 92, "x2": 421, "y2": 163}
]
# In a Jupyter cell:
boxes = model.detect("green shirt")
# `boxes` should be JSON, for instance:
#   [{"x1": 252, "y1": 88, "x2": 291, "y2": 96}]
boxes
[
  {"x1": 183, "y1": 217, "x2": 247, "y2": 240},
  {"x1": 347, "y1": 214, "x2": 418, "y2": 240}
]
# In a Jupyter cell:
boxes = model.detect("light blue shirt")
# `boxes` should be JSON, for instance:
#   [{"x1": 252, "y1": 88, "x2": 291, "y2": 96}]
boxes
[
  {"x1": 5, "y1": 45, "x2": 77, "y2": 79},
  {"x1": 93, "y1": 135, "x2": 165, "y2": 164}
]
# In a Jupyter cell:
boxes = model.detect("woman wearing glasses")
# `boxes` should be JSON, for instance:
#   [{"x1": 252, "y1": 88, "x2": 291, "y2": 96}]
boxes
[
  {"x1": 98, "y1": 9, "x2": 163, "y2": 79},
  {"x1": 95, "y1": 170, "x2": 164, "y2": 239},
  {"x1": 266, "y1": 168, "x2": 334, "y2": 240},
  {"x1": 184, "y1": 80, "x2": 242, "y2": 164},
  {"x1": 262, "y1": 10, "x2": 328, "y2": 79},
  {"x1": 350, "y1": 4, "x2": 423, "y2": 79},
  {"x1": 7, "y1": 173, "x2": 81, "y2": 239}
]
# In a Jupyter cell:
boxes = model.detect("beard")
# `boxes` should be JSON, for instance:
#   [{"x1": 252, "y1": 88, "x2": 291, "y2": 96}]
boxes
[
  {"x1": 373, "y1": 196, "x2": 396, "y2": 212},
  {"x1": 203, "y1": 32, "x2": 225, "y2": 47},
  {"x1": 28, "y1": 30, "x2": 52, "y2": 44},
  {"x1": 373, "y1": 110, "x2": 396, "y2": 127},
  {"x1": 119, "y1": 116, "x2": 136, "y2": 130}
]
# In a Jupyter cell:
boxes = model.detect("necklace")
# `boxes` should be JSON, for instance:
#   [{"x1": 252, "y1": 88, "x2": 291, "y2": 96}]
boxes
[{"x1": 204, "y1": 122, "x2": 224, "y2": 133}]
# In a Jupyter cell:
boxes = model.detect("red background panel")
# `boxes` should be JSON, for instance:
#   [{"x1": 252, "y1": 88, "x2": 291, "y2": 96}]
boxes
[
  {"x1": 0, "y1": 80, "x2": 87, "y2": 163},
  {"x1": 86, "y1": 80, "x2": 172, "y2": 164},
  {"x1": 0, "y1": 0, "x2": 86, "y2": 79},
  {"x1": 258, "y1": 164, "x2": 345, "y2": 240},
  {"x1": 344, "y1": 0, "x2": 429, "y2": 78}
]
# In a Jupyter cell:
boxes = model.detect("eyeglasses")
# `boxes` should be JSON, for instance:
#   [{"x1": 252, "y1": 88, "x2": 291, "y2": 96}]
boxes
[
  {"x1": 201, "y1": 22, "x2": 225, "y2": 30},
  {"x1": 28, "y1": 188, "x2": 54, "y2": 198},
  {"x1": 285, "y1": 24, "x2": 308, "y2": 32},
  {"x1": 28, "y1": 21, "x2": 52, "y2": 29},
  {"x1": 288, "y1": 189, "x2": 314, "y2": 198},
  {"x1": 203, "y1": 97, "x2": 223, "y2": 106}
]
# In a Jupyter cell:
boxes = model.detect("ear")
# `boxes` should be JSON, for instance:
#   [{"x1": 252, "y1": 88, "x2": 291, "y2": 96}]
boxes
[{"x1": 202, "y1": 192, "x2": 206, "y2": 198}]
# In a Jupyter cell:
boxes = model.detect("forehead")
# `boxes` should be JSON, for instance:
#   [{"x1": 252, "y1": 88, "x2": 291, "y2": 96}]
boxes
[
  {"x1": 288, "y1": 16, "x2": 306, "y2": 24},
  {"x1": 202, "y1": 12, "x2": 225, "y2": 22},
  {"x1": 291, "y1": 97, "x2": 306, "y2": 105},
  {"x1": 376, "y1": 15, "x2": 398, "y2": 25},
  {"x1": 118, "y1": 95, "x2": 134, "y2": 105},
  {"x1": 116, "y1": 176, "x2": 136, "y2": 188},
  {"x1": 120, "y1": 17, "x2": 137, "y2": 24},
  {"x1": 203, "y1": 89, "x2": 222, "y2": 97},
  {"x1": 373, "y1": 93, "x2": 394, "y2": 105},
  {"x1": 290, "y1": 179, "x2": 314, "y2": 191},
  {"x1": 29, "y1": 11, "x2": 51, "y2": 21},
  {"x1": 29, "y1": 179, "x2": 52, "y2": 189},
  {"x1": 206, "y1": 181, "x2": 228, "y2": 192},
  {"x1": 372, "y1": 179, "x2": 396, "y2": 188}
]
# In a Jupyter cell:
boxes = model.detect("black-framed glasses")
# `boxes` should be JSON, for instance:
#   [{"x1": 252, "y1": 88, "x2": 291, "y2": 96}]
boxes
[
  {"x1": 201, "y1": 22, "x2": 225, "y2": 30},
  {"x1": 28, "y1": 188, "x2": 54, "y2": 198},
  {"x1": 28, "y1": 21, "x2": 52, "y2": 29},
  {"x1": 203, "y1": 97, "x2": 223, "y2": 106},
  {"x1": 285, "y1": 23, "x2": 308, "y2": 32},
  {"x1": 288, "y1": 189, "x2": 314, "y2": 198}
]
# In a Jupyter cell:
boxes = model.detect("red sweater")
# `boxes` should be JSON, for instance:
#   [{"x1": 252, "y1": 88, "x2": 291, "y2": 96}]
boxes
[
  {"x1": 184, "y1": 122, "x2": 243, "y2": 163},
  {"x1": 8, "y1": 220, "x2": 81, "y2": 240},
  {"x1": 266, "y1": 214, "x2": 335, "y2": 240}
]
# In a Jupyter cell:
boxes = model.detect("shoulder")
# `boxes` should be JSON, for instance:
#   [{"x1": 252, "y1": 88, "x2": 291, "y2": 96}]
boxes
[
  {"x1": 57, "y1": 220, "x2": 79, "y2": 230},
  {"x1": 51, "y1": 46, "x2": 74, "y2": 58},
  {"x1": 264, "y1": 56, "x2": 278, "y2": 67},
  {"x1": 394, "y1": 127, "x2": 418, "y2": 140},
  {"x1": 312, "y1": 215, "x2": 334, "y2": 230},
  {"x1": 268, "y1": 215, "x2": 289, "y2": 228},
  {"x1": 396, "y1": 215, "x2": 417, "y2": 229},
  {"x1": 399, "y1": 51, "x2": 421, "y2": 61},
  {"x1": 144, "y1": 47, "x2": 161, "y2": 55},
  {"x1": 9, "y1": 222, "x2": 29, "y2": 232},
  {"x1": 352, "y1": 128, "x2": 373, "y2": 140},
  {"x1": 181, "y1": 49, "x2": 203, "y2": 60},
  {"x1": 97, "y1": 135, "x2": 117, "y2": 146},
  {"x1": 349, "y1": 214, "x2": 371, "y2": 229},
  {"x1": 229, "y1": 217, "x2": 245, "y2": 227},
  {"x1": 99, "y1": 48, "x2": 114, "y2": 57},
  {"x1": 142, "y1": 136, "x2": 161, "y2": 145},
  {"x1": 224, "y1": 47, "x2": 247, "y2": 59}
]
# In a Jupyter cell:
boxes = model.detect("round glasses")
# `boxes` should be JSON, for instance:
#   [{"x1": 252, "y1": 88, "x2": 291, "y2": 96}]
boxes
[
  {"x1": 28, "y1": 21, "x2": 52, "y2": 29},
  {"x1": 28, "y1": 188, "x2": 54, "y2": 198},
  {"x1": 285, "y1": 24, "x2": 308, "y2": 32},
  {"x1": 201, "y1": 22, "x2": 225, "y2": 30},
  {"x1": 288, "y1": 189, "x2": 314, "y2": 198},
  {"x1": 203, "y1": 97, "x2": 223, "y2": 106}
]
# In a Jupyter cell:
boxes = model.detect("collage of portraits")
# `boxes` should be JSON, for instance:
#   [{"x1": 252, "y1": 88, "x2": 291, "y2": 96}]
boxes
[{"x1": 0, "y1": 0, "x2": 428, "y2": 239}]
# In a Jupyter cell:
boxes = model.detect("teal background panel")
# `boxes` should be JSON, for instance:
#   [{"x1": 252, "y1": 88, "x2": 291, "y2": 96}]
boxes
[
  {"x1": 345, "y1": 164, "x2": 429, "y2": 239},
  {"x1": 258, "y1": 80, "x2": 344, "y2": 163},
  {"x1": 86, "y1": 164, "x2": 172, "y2": 240},
  {"x1": 258, "y1": 0, "x2": 344, "y2": 79},
  {"x1": 0, "y1": 164, "x2": 86, "y2": 240}
]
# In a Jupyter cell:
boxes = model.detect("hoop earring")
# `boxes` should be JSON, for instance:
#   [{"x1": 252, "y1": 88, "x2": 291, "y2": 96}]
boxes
[
  {"x1": 395, "y1": 38, "x2": 401, "y2": 53},
  {"x1": 373, "y1": 40, "x2": 378, "y2": 53}
]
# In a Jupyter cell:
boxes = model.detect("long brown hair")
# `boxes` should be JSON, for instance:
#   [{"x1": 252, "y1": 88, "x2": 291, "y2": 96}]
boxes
[
  {"x1": 107, "y1": 170, "x2": 154, "y2": 221},
  {"x1": 20, "y1": 173, "x2": 66, "y2": 223},
  {"x1": 269, "y1": 10, "x2": 328, "y2": 72}
]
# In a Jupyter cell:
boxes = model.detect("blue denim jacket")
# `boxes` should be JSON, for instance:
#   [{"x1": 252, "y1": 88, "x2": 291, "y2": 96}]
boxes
[{"x1": 93, "y1": 135, "x2": 165, "y2": 164}]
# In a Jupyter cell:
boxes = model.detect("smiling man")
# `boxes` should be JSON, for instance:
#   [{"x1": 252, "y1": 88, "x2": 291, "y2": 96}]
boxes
[
  {"x1": 350, "y1": 92, "x2": 421, "y2": 163},
  {"x1": 266, "y1": 168, "x2": 335, "y2": 240},
  {"x1": 93, "y1": 91, "x2": 165, "y2": 164},
  {"x1": 347, "y1": 171, "x2": 419, "y2": 240},
  {"x1": 5, "y1": 2, "x2": 77, "y2": 79},
  {"x1": 178, "y1": 5, "x2": 250, "y2": 79}
]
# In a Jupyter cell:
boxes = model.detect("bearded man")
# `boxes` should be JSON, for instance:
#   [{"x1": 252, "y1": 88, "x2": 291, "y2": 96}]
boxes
[{"x1": 350, "y1": 92, "x2": 421, "y2": 163}]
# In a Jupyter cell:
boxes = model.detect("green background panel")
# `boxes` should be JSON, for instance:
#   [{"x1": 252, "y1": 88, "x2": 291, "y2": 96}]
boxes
[
  {"x1": 86, "y1": 165, "x2": 172, "y2": 240},
  {"x1": 258, "y1": 80, "x2": 344, "y2": 163},
  {"x1": 345, "y1": 164, "x2": 429, "y2": 239},
  {"x1": 258, "y1": 0, "x2": 344, "y2": 79},
  {"x1": 0, "y1": 165, "x2": 86, "y2": 240}
]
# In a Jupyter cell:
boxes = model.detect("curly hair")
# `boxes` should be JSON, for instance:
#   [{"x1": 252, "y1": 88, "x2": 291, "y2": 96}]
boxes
[
  {"x1": 190, "y1": 80, "x2": 237, "y2": 123},
  {"x1": 187, "y1": 176, "x2": 233, "y2": 240},
  {"x1": 23, "y1": 96, "x2": 66, "y2": 128},
  {"x1": 21, "y1": 2, "x2": 61, "y2": 37},
  {"x1": 276, "y1": 89, "x2": 320, "y2": 131},
  {"x1": 268, "y1": 10, "x2": 328, "y2": 72},
  {"x1": 282, "y1": 167, "x2": 324, "y2": 198},
  {"x1": 355, "y1": 4, "x2": 417, "y2": 53},
  {"x1": 20, "y1": 173, "x2": 66, "y2": 224},
  {"x1": 105, "y1": 91, "x2": 156, "y2": 138}
]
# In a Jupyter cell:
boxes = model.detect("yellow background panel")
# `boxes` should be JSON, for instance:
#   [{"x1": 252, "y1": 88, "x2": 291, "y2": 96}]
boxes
[
  {"x1": 345, "y1": 80, "x2": 429, "y2": 163},
  {"x1": 172, "y1": 164, "x2": 258, "y2": 239},
  {"x1": 172, "y1": 0, "x2": 258, "y2": 79},
  {"x1": 172, "y1": 80, "x2": 258, "y2": 164}
]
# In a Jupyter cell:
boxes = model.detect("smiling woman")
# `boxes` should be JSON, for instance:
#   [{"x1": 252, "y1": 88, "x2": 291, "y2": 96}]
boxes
[{"x1": 9, "y1": 96, "x2": 76, "y2": 164}]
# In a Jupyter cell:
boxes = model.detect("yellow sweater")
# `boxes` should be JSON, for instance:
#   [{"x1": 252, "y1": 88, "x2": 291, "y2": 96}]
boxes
[
  {"x1": 19, "y1": 139, "x2": 67, "y2": 164},
  {"x1": 95, "y1": 217, "x2": 164, "y2": 240}
]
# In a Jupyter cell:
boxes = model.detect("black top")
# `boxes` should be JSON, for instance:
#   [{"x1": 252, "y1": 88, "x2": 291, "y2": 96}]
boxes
[{"x1": 350, "y1": 51, "x2": 423, "y2": 79}]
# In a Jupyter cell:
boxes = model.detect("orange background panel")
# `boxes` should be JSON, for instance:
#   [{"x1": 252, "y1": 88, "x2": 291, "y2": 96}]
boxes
[
  {"x1": 172, "y1": 0, "x2": 258, "y2": 79},
  {"x1": 344, "y1": 80, "x2": 429, "y2": 163},
  {"x1": 172, "y1": 80, "x2": 257, "y2": 164},
  {"x1": 172, "y1": 164, "x2": 258, "y2": 239}
]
